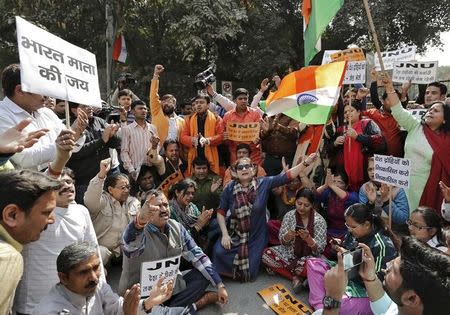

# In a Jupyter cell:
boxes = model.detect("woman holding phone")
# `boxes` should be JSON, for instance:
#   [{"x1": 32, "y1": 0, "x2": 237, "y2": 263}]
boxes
[
  {"x1": 306, "y1": 203, "x2": 396, "y2": 314},
  {"x1": 262, "y1": 188, "x2": 327, "y2": 292}
]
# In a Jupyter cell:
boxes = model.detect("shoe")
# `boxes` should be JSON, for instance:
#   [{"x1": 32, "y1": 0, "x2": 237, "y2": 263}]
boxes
[
  {"x1": 292, "y1": 276, "x2": 305, "y2": 293},
  {"x1": 195, "y1": 291, "x2": 219, "y2": 310}
]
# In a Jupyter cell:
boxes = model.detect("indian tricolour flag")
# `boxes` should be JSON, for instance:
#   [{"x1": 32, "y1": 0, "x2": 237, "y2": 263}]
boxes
[
  {"x1": 265, "y1": 61, "x2": 347, "y2": 125},
  {"x1": 112, "y1": 34, "x2": 127, "y2": 63},
  {"x1": 303, "y1": 0, "x2": 344, "y2": 65}
]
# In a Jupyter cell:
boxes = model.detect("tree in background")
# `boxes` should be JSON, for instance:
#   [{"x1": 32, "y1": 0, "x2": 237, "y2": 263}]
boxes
[{"x1": 1, "y1": 0, "x2": 449, "y2": 103}]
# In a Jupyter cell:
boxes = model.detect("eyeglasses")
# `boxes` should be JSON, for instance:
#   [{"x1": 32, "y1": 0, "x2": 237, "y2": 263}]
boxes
[
  {"x1": 236, "y1": 164, "x2": 252, "y2": 171},
  {"x1": 406, "y1": 219, "x2": 432, "y2": 231},
  {"x1": 345, "y1": 222, "x2": 361, "y2": 230}
]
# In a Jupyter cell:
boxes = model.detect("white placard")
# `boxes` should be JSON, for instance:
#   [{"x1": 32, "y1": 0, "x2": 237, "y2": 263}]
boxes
[
  {"x1": 140, "y1": 255, "x2": 181, "y2": 297},
  {"x1": 16, "y1": 16, "x2": 102, "y2": 107},
  {"x1": 374, "y1": 155, "x2": 411, "y2": 189},
  {"x1": 407, "y1": 108, "x2": 427, "y2": 121},
  {"x1": 343, "y1": 61, "x2": 366, "y2": 84},
  {"x1": 374, "y1": 46, "x2": 417, "y2": 71},
  {"x1": 321, "y1": 50, "x2": 340, "y2": 65},
  {"x1": 392, "y1": 61, "x2": 438, "y2": 84}
]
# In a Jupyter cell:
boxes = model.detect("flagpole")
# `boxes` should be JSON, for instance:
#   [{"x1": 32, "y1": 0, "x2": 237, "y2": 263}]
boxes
[{"x1": 362, "y1": 0, "x2": 385, "y2": 73}]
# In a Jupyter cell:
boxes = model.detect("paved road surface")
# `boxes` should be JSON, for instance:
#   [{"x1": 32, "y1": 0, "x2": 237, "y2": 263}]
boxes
[{"x1": 107, "y1": 265, "x2": 312, "y2": 315}]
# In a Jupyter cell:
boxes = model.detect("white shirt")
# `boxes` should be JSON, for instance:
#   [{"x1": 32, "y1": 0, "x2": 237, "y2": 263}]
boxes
[
  {"x1": 0, "y1": 97, "x2": 84, "y2": 170},
  {"x1": 32, "y1": 281, "x2": 183, "y2": 315},
  {"x1": 13, "y1": 203, "x2": 99, "y2": 314},
  {"x1": 370, "y1": 292, "x2": 398, "y2": 315},
  {"x1": 167, "y1": 116, "x2": 178, "y2": 141}
]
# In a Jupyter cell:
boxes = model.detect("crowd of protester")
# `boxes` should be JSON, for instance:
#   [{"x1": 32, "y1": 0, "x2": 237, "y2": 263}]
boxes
[{"x1": 0, "y1": 62, "x2": 449, "y2": 315}]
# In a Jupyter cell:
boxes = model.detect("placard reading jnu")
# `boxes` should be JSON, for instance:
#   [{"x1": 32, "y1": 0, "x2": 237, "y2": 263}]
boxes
[
  {"x1": 374, "y1": 155, "x2": 411, "y2": 189},
  {"x1": 16, "y1": 16, "x2": 102, "y2": 107}
]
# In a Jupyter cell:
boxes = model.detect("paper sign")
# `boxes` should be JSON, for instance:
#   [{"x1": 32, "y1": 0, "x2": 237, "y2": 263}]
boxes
[
  {"x1": 392, "y1": 61, "x2": 438, "y2": 84},
  {"x1": 226, "y1": 122, "x2": 260, "y2": 142},
  {"x1": 16, "y1": 16, "x2": 101, "y2": 107},
  {"x1": 407, "y1": 108, "x2": 427, "y2": 121},
  {"x1": 258, "y1": 283, "x2": 312, "y2": 315},
  {"x1": 374, "y1": 155, "x2": 411, "y2": 189},
  {"x1": 331, "y1": 48, "x2": 366, "y2": 62},
  {"x1": 321, "y1": 50, "x2": 340, "y2": 65},
  {"x1": 343, "y1": 61, "x2": 367, "y2": 84},
  {"x1": 374, "y1": 46, "x2": 417, "y2": 70},
  {"x1": 140, "y1": 255, "x2": 181, "y2": 297},
  {"x1": 157, "y1": 171, "x2": 184, "y2": 197}
]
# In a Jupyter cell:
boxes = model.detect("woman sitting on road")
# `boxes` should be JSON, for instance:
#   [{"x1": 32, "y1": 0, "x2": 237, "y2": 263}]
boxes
[
  {"x1": 407, "y1": 206, "x2": 446, "y2": 251},
  {"x1": 262, "y1": 188, "x2": 327, "y2": 292},
  {"x1": 212, "y1": 153, "x2": 318, "y2": 282},
  {"x1": 169, "y1": 178, "x2": 213, "y2": 251}
]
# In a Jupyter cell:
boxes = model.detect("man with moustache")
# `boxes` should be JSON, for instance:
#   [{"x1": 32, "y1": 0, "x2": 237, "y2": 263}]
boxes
[
  {"x1": 149, "y1": 64, "x2": 185, "y2": 146},
  {"x1": 32, "y1": 242, "x2": 188, "y2": 315},
  {"x1": 317, "y1": 237, "x2": 450, "y2": 315},
  {"x1": 180, "y1": 93, "x2": 223, "y2": 176},
  {"x1": 13, "y1": 167, "x2": 100, "y2": 315},
  {"x1": 0, "y1": 170, "x2": 62, "y2": 314},
  {"x1": 0, "y1": 129, "x2": 75, "y2": 314},
  {"x1": 0, "y1": 64, "x2": 88, "y2": 170},
  {"x1": 119, "y1": 190, "x2": 229, "y2": 312}
]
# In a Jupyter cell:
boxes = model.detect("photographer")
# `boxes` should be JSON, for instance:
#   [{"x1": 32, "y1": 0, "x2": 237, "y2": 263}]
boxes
[
  {"x1": 110, "y1": 73, "x2": 139, "y2": 108},
  {"x1": 306, "y1": 203, "x2": 396, "y2": 314},
  {"x1": 316, "y1": 237, "x2": 450, "y2": 315}
]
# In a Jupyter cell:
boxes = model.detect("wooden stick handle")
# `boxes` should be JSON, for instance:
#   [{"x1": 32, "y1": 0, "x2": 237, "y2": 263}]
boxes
[{"x1": 362, "y1": 0, "x2": 385, "y2": 73}]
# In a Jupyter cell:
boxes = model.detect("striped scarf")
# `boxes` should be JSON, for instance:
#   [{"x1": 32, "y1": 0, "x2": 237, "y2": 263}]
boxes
[{"x1": 229, "y1": 179, "x2": 257, "y2": 282}]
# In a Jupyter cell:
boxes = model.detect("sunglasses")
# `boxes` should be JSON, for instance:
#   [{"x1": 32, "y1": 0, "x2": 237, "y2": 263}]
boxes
[{"x1": 235, "y1": 164, "x2": 253, "y2": 171}]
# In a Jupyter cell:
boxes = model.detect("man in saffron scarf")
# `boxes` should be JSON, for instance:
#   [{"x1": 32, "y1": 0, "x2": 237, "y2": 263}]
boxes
[{"x1": 180, "y1": 93, "x2": 223, "y2": 176}]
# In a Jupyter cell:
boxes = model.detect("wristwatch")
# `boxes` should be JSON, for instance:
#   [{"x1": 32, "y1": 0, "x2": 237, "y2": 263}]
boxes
[{"x1": 323, "y1": 296, "x2": 341, "y2": 309}]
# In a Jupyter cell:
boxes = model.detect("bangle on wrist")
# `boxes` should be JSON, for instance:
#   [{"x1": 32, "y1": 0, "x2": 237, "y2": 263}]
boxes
[{"x1": 361, "y1": 275, "x2": 377, "y2": 282}]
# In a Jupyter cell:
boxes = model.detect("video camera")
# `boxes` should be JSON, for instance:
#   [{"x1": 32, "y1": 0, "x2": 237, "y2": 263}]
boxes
[
  {"x1": 194, "y1": 65, "x2": 216, "y2": 90},
  {"x1": 117, "y1": 73, "x2": 137, "y2": 89}
]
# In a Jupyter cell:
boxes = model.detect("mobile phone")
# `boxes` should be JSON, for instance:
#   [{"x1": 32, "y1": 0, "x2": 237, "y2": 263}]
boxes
[
  {"x1": 295, "y1": 224, "x2": 306, "y2": 232},
  {"x1": 107, "y1": 113, "x2": 121, "y2": 124},
  {"x1": 343, "y1": 247, "x2": 363, "y2": 271}
]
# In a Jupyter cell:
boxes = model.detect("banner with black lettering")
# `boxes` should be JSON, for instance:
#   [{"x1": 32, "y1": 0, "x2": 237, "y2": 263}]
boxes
[
  {"x1": 392, "y1": 61, "x2": 438, "y2": 84},
  {"x1": 140, "y1": 255, "x2": 181, "y2": 297},
  {"x1": 226, "y1": 122, "x2": 260, "y2": 142},
  {"x1": 374, "y1": 46, "x2": 417, "y2": 70},
  {"x1": 157, "y1": 171, "x2": 184, "y2": 197},
  {"x1": 16, "y1": 16, "x2": 101, "y2": 107},
  {"x1": 258, "y1": 283, "x2": 312, "y2": 315},
  {"x1": 374, "y1": 155, "x2": 411, "y2": 189}
]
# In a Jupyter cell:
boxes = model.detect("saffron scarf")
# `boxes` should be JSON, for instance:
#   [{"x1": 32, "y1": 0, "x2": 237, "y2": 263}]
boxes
[
  {"x1": 229, "y1": 179, "x2": 257, "y2": 282},
  {"x1": 344, "y1": 120, "x2": 365, "y2": 192},
  {"x1": 187, "y1": 110, "x2": 220, "y2": 175},
  {"x1": 419, "y1": 125, "x2": 450, "y2": 213}
]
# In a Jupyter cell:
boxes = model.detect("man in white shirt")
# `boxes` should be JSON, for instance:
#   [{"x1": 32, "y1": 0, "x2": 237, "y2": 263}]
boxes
[
  {"x1": 0, "y1": 64, "x2": 86, "y2": 170},
  {"x1": 13, "y1": 168, "x2": 100, "y2": 315},
  {"x1": 32, "y1": 242, "x2": 189, "y2": 315},
  {"x1": 317, "y1": 237, "x2": 450, "y2": 315}
]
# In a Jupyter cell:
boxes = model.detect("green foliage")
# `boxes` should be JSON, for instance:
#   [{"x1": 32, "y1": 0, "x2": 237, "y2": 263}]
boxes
[{"x1": 1, "y1": 0, "x2": 449, "y2": 102}]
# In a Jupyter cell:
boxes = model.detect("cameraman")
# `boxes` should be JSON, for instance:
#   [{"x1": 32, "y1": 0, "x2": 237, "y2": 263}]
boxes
[
  {"x1": 316, "y1": 237, "x2": 450, "y2": 315},
  {"x1": 110, "y1": 73, "x2": 139, "y2": 108}
]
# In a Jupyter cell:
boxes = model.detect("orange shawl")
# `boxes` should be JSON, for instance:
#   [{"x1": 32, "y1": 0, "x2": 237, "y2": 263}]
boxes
[{"x1": 187, "y1": 110, "x2": 220, "y2": 175}]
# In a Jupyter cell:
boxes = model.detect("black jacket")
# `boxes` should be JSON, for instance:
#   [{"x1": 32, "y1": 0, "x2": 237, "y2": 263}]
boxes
[{"x1": 67, "y1": 116, "x2": 121, "y2": 184}]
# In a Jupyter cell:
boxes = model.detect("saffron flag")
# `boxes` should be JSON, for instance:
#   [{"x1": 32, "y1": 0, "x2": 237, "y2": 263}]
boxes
[
  {"x1": 112, "y1": 34, "x2": 127, "y2": 63},
  {"x1": 265, "y1": 61, "x2": 347, "y2": 125},
  {"x1": 303, "y1": 0, "x2": 344, "y2": 65}
]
